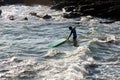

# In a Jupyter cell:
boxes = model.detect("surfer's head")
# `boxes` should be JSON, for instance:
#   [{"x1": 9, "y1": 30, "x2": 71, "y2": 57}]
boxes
[{"x1": 69, "y1": 26, "x2": 72, "y2": 30}]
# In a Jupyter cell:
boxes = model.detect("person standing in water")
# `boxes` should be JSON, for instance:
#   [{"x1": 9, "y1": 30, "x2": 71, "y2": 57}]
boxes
[{"x1": 67, "y1": 26, "x2": 78, "y2": 47}]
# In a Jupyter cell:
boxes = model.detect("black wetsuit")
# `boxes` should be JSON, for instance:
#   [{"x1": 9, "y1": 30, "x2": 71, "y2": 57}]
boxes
[{"x1": 68, "y1": 28, "x2": 77, "y2": 39}]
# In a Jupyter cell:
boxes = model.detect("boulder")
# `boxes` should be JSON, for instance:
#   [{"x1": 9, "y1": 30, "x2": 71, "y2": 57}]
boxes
[
  {"x1": 30, "y1": 12, "x2": 52, "y2": 19},
  {"x1": 7, "y1": 15, "x2": 15, "y2": 20},
  {"x1": 42, "y1": 14, "x2": 52, "y2": 19},
  {"x1": 0, "y1": 0, "x2": 24, "y2": 6},
  {"x1": 63, "y1": 12, "x2": 81, "y2": 18},
  {"x1": 52, "y1": 0, "x2": 120, "y2": 20}
]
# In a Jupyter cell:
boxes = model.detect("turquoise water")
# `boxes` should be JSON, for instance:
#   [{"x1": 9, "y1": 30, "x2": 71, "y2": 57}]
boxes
[{"x1": 0, "y1": 5, "x2": 120, "y2": 80}]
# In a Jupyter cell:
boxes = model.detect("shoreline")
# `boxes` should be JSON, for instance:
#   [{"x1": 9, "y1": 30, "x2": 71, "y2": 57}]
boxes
[{"x1": 0, "y1": 0, "x2": 120, "y2": 21}]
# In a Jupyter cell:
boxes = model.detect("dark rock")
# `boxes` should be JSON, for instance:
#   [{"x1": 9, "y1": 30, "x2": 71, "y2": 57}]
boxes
[
  {"x1": 29, "y1": 12, "x2": 37, "y2": 16},
  {"x1": 24, "y1": 0, "x2": 52, "y2": 6},
  {"x1": 0, "y1": 0, "x2": 120, "y2": 20},
  {"x1": 0, "y1": 0, "x2": 4, "y2": 5},
  {"x1": 23, "y1": 17, "x2": 28, "y2": 20},
  {"x1": 52, "y1": 0, "x2": 120, "y2": 20},
  {"x1": 107, "y1": 40, "x2": 115, "y2": 44},
  {"x1": 51, "y1": 1, "x2": 76, "y2": 10},
  {"x1": 30, "y1": 12, "x2": 52, "y2": 19},
  {"x1": 30, "y1": 12, "x2": 43, "y2": 18},
  {"x1": 0, "y1": 0, "x2": 24, "y2": 6},
  {"x1": 8, "y1": 15, "x2": 15, "y2": 20},
  {"x1": 43, "y1": 14, "x2": 52, "y2": 19},
  {"x1": 64, "y1": 6, "x2": 76, "y2": 12},
  {"x1": 63, "y1": 12, "x2": 81, "y2": 18}
]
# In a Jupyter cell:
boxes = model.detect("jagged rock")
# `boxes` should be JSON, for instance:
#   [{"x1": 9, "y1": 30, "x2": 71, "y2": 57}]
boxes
[
  {"x1": 29, "y1": 12, "x2": 37, "y2": 16},
  {"x1": 63, "y1": 12, "x2": 81, "y2": 18},
  {"x1": 51, "y1": 1, "x2": 76, "y2": 10},
  {"x1": 7, "y1": 15, "x2": 15, "y2": 20},
  {"x1": 52, "y1": 0, "x2": 120, "y2": 20},
  {"x1": 0, "y1": 0, "x2": 120, "y2": 20},
  {"x1": 0, "y1": 0, "x2": 23, "y2": 6},
  {"x1": 22, "y1": 17, "x2": 28, "y2": 20},
  {"x1": 30, "y1": 12, "x2": 52, "y2": 19},
  {"x1": 64, "y1": 6, "x2": 76, "y2": 12},
  {"x1": 42, "y1": 14, "x2": 52, "y2": 19}
]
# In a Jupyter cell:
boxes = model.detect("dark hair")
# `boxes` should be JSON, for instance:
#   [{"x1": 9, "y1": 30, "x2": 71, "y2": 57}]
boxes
[{"x1": 69, "y1": 26, "x2": 72, "y2": 30}]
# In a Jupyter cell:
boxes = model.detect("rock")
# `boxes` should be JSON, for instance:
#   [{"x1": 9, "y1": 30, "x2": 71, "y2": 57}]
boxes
[
  {"x1": 64, "y1": 6, "x2": 76, "y2": 12},
  {"x1": 22, "y1": 17, "x2": 28, "y2": 20},
  {"x1": 0, "y1": 0, "x2": 120, "y2": 20},
  {"x1": 29, "y1": 12, "x2": 37, "y2": 16},
  {"x1": 7, "y1": 15, "x2": 15, "y2": 20},
  {"x1": 30, "y1": 12, "x2": 52, "y2": 19},
  {"x1": 63, "y1": 12, "x2": 81, "y2": 18},
  {"x1": 51, "y1": 1, "x2": 76, "y2": 10},
  {"x1": 0, "y1": 0, "x2": 4, "y2": 5},
  {"x1": 52, "y1": 0, "x2": 120, "y2": 20},
  {"x1": 0, "y1": 0, "x2": 24, "y2": 6},
  {"x1": 42, "y1": 14, "x2": 52, "y2": 19},
  {"x1": 30, "y1": 12, "x2": 42, "y2": 18}
]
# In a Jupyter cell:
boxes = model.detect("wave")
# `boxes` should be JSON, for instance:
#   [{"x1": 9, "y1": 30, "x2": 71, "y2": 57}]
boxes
[{"x1": 0, "y1": 46, "x2": 95, "y2": 80}]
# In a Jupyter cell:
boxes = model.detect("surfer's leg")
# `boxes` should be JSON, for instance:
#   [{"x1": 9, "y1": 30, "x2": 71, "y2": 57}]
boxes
[{"x1": 73, "y1": 37, "x2": 78, "y2": 47}]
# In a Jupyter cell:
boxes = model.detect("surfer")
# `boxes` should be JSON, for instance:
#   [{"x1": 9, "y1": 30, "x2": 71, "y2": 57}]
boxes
[{"x1": 67, "y1": 26, "x2": 78, "y2": 47}]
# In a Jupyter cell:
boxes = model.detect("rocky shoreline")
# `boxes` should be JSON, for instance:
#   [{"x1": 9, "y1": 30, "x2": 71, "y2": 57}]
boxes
[
  {"x1": 0, "y1": 0, "x2": 23, "y2": 5},
  {"x1": 51, "y1": 0, "x2": 120, "y2": 20},
  {"x1": 0, "y1": 0, "x2": 120, "y2": 20}
]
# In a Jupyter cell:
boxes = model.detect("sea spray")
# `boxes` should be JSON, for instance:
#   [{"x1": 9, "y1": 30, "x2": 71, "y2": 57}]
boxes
[{"x1": 36, "y1": 46, "x2": 95, "y2": 80}]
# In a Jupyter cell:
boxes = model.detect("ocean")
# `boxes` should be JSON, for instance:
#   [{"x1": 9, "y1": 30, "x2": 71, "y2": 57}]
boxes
[{"x1": 0, "y1": 5, "x2": 120, "y2": 80}]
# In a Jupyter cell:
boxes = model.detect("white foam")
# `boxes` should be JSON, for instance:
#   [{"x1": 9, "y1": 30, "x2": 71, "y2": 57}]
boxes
[
  {"x1": 0, "y1": 4, "x2": 97, "y2": 79},
  {"x1": 35, "y1": 46, "x2": 95, "y2": 79},
  {"x1": 0, "y1": 57, "x2": 37, "y2": 78},
  {"x1": 44, "y1": 49, "x2": 60, "y2": 57}
]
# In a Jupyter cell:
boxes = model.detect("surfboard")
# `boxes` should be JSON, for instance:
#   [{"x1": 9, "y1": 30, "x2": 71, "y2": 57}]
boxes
[{"x1": 48, "y1": 38, "x2": 67, "y2": 48}]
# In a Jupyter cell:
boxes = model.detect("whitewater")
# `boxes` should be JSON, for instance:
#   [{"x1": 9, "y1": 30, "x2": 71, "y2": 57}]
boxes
[{"x1": 0, "y1": 5, "x2": 120, "y2": 80}]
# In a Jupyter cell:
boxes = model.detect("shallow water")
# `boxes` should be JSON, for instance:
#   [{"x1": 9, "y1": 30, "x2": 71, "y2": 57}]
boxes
[{"x1": 0, "y1": 5, "x2": 120, "y2": 80}]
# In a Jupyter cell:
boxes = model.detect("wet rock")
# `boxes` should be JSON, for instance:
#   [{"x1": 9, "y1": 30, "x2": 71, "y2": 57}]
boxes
[
  {"x1": 30, "y1": 12, "x2": 52, "y2": 19},
  {"x1": 42, "y1": 14, "x2": 52, "y2": 19},
  {"x1": 29, "y1": 12, "x2": 42, "y2": 18},
  {"x1": 0, "y1": 0, "x2": 5, "y2": 5},
  {"x1": 52, "y1": 0, "x2": 120, "y2": 20},
  {"x1": 22, "y1": 17, "x2": 28, "y2": 20},
  {"x1": 63, "y1": 12, "x2": 81, "y2": 18},
  {"x1": 29, "y1": 12, "x2": 37, "y2": 16},
  {"x1": 51, "y1": 1, "x2": 76, "y2": 10},
  {"x1": 64, "y1": 6, "x2": 76, "y2": 12},
  {"x1": 0, "y1": 0, "x2": 23, "y2": 6},
  {"x1": 7, "y1": 15, "x2": 15, "y2": 20}
]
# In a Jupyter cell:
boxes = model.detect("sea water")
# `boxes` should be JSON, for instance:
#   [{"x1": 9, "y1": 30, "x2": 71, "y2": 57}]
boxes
[{"x1": 0, "y1": 5, "x2": 120, "y2": 80}]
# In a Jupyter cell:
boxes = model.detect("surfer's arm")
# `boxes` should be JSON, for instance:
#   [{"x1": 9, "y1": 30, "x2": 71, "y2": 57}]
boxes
[
  {"x1": 74, "y1": 26, "x2": 76, "y2": 28},
  {"x1": 68, "y1": 31, "x2": 72, "y2": 40}
]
